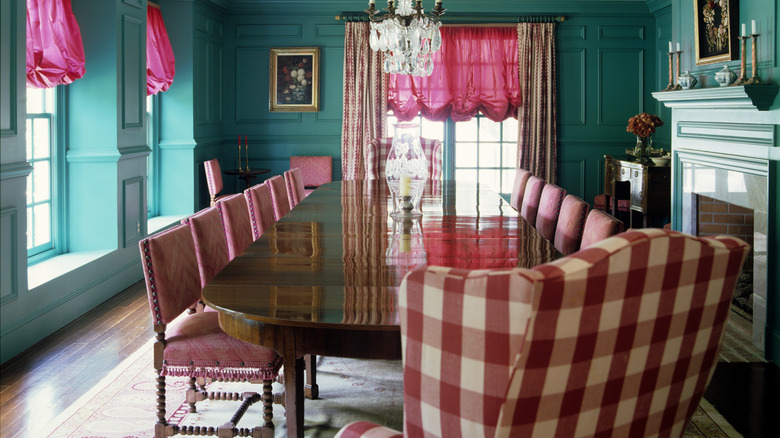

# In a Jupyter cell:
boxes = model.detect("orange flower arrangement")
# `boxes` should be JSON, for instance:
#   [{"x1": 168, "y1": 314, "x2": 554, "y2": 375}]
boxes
[{"x1": 627, "y1": 113, "x2": 663, "y2": 138}]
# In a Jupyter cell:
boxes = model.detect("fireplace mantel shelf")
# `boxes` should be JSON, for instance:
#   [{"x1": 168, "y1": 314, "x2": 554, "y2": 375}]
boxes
[{"x1": 652, "y1": 84, "x2": 778, "y2": 111}]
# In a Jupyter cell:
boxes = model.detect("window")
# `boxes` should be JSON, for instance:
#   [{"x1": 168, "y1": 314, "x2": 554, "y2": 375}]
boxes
[
  {"x1": 25, "y1": 87, "x2": 57, "y2": 259},
  {"x1": 146, "y1": 94, "x2": 158, "y2": 217},
  {"x1": 387, "y1": 112, "x2": 517, "y2": 197}
]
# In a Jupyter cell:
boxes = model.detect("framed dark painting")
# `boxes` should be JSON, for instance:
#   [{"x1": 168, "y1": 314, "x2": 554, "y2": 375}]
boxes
[
  {"x1": 269, "y1": 47, "x2": 320, "y2": 112},
  {"x1": 694, "y1": 0, "x2": 739, "y2": 65}
]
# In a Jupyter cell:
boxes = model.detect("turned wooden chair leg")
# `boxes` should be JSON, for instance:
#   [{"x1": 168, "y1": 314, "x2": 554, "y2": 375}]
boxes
[{"x1": 305, "y1": 354, "x2": 318, "y2": 399}]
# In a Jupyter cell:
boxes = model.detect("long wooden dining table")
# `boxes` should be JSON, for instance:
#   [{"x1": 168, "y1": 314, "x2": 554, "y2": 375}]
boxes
[{"x1": 201, "y1": 179, "x2": 558, "y2": 437}]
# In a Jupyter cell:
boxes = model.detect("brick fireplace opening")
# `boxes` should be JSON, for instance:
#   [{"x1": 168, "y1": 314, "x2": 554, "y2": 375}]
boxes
[{"x1": 697, "y1": 196, "x2": 755, "y2": 319}]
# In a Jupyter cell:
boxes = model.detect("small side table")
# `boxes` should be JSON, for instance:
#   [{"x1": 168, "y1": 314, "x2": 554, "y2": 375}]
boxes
[{"x1": 224, "y1": 168, "x2": 271, "y2": 190}]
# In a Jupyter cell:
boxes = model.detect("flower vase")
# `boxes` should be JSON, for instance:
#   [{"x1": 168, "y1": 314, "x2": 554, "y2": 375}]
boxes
[
  {"x1": 385, "y1": 123, "x2": 428, "y2": 217},
  {"x1": 634, "y1": 135, "x2": 652, "y2": 165}
]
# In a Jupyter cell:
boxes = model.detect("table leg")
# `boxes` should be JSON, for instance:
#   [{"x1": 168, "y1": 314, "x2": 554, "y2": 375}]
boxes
[
  {"x1": 305, "y1": 354, "x2": 318, "y2": 399},
  {"x1": 281, "y1": 330, "x2": 305, "y2": 438}
]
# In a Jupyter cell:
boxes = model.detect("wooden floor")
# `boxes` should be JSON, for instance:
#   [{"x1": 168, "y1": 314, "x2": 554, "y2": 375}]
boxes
[{"x1": 0, "y1": 280, "x2": 777, "y2": 437}]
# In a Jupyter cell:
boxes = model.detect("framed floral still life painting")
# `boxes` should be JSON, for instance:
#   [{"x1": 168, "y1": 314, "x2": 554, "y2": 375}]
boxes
[
  {"x1": 694, "y1": 0, "x2": 739, "y2": 65},
  {"x1": 269, "y1": 47, "x2": 320, "y2": 112}
]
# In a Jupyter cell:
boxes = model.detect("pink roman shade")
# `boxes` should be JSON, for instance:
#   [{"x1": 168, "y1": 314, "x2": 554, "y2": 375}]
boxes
[
  {"x1": 389, "y1": 27, "x2": 519, "y2": 123},
  {"x1": 146, "y1": 4, "x2": 175, "y2": 95},
  {"x1": 26, "y1": 0, "x2": 86, "y2": 88}
]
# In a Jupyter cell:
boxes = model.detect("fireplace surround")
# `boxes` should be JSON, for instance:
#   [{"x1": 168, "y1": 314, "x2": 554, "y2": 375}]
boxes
[{"x1": 654, "y1": 85, "x2": 779, "y2": 362}]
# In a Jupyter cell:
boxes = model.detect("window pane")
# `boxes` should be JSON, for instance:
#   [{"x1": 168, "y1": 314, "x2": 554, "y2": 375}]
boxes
[
  {"x1": 26, "y1": 88, "x2": 44, "y2": 113},
  {"x1": 33, "y1": 161, "x2": 50, "y2": 202},
  {"x1": 33, "y1": 203, "x2": 51, "y2": 247},
  {"x1": 33, "y1": 119, "x2": 51, "y2": 159},
  {"x1": 479, "y1": 143, "x2": 501, "y2": 168},
  {"x1": 501, "y1": 169, "x2": 515, "y2": 194},
  {"x1": 479, "y1": 118, "x2": 500, "y2": 142},
  {"x1": 420, "y1": 118, "x2": 445, "y2": 141},
  {"x1": 502, "y1": 145, "x2": 517, "y2": 169},
  {"x1": 27, "y1": 207, "x2": 33, "y2": 248},
  {"x1": 455, "y1": 118, "x2": 477, "y2": 141},
  {"x1": 455, "y1": 168, "x2": 477, "y2": 183},
  {"x1": 26, "y1": 173, "x2": 33, "y2": 204},
  {"x1": 479, "y1": 169, "x2": 501, "y2": 193},
  {"x1": 455, "y1": 142, "x2": 478, "y2": 168},
  {"x1": 502, "y1": 118, "x2": 518, "y2": 142},
  {"x1": 26, "y1": 119, "x2": 33, "y2": 158}
]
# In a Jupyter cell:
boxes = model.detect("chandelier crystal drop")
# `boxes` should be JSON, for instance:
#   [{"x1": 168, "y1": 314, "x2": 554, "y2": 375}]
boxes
[{"x1": 366, "y1": 0, "x2": 445, "y2": 77}]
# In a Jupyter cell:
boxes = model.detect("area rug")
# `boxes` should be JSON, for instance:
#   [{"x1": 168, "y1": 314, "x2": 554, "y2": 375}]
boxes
[{"x1": 42, "y1": 340, "x2": 740, "y2": 437}]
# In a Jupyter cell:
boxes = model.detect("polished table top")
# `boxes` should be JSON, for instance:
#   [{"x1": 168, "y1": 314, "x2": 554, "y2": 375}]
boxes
[{"x1": 202, "y1": 179, "x2": 558, "y2": 331}]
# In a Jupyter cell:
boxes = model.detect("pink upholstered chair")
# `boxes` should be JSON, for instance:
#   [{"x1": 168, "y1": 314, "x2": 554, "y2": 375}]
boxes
[
  {"x1": 520, "y1": 175, "x2": 545, "y2": 227},
  {"x1": 284, "y1": 167, "x2": 307, "y2": 208},
  {"x1": 204, "y1": 158, "x2": 228, "y2": 207},
  {"x1": 553, "y1": 194, "x2": 589, "y2": 255},
  {"x1": 215, "y1": 193, "x2": 253, "y2": 260},
  {"x1": 580, "y1": 208, "x2": 624, "y2": 249},
  {"x1": 337, "y1": 229, "x2": 751, "y2": 438},
  {"x1": 365, "y1": 137, "x2": 443, "y2": 181},
  {"x1": 139, "y1": 224, "x2": 282, "y2": 437},
  {"x1": 181, "y1": 207, "x2": 229, "y2": 289},
  {"x1": 290, "y1": 156, "x2": 332, "y2": 195},
  {"x1": 266, "y1": 175, "x2": 291, "y2": 221},
  {"x1": 509, "y1": 168, "x2": 532, "y2": 211},
  {"x1": 244, "y1": 183, "x2": 276, "y2": 241},
  {"x1": 534, "y1": 183, "x2": 566, "y2": 242}
]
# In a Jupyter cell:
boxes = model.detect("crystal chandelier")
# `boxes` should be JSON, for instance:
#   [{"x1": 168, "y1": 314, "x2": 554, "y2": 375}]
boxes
[{"x1": 366, "y1": 0, "x2": 445, "y2": 77}]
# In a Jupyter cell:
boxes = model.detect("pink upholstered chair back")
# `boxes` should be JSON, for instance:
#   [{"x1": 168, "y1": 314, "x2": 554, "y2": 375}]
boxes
[
  {"x1": 181, "y1": 207, "x2": 230, "y2": 289},
  {"x1": 553, "y1": 194, "x2": 589, "y2": 255},
  {"x1": 534, "y1": 183, "x2": 566, "y2": 242},
  {"x1": 266, "y1": 175, "x2": 291, "y2": 221},
  {"x1": 580, "y1": 208, "x2": 623, "y2": 249},
  {"x1": 520, "y1": 176, "x2": 545, "y2": 227},
  {"x1": 290, "y1": 156, "x2": 332, "y2": 188},
  {"x1": 399, "y1": 265, "x2": 537, "y2": 437},
  {"x1": 365, "y1": 137, "x2": 443, "y2": 181},
  {"x1": 244, "y1": 183, "x2": 276, "y2": 240},
  {"x1": 284, "y1": 168, "x2": 307, "y2": 208},
  {"x1": 495, "y1": 230, "x2": 751, "y2": 437},
  {"x1": 509, "y1": 168, "x2": 532, "y2": 211},
  {"x1": 139, "y1": 224, "x2": 202, "y2": 325},
  {"x1": 215, "y1": 194, "x2": 253, "y2": 260},
  {"x1": 204, "y1": 159, "x2": 223, "y2": 206}
]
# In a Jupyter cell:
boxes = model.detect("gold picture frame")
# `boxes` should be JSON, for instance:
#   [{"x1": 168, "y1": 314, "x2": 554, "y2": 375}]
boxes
[
  {"x1": 269, "y1": 47, "x2": 320, "y2": 112},
  {"x1": 694, "y1": 0, "x2": 739, "y2": 65}
]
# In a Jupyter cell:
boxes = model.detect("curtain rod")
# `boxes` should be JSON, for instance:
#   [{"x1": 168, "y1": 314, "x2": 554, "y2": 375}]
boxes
[
  {"x1": 335, "y1": 14, "x2": 564, "y2": 23},
  {"x1": 148, "y1": 1, "x2": 161, "y2": 9}
]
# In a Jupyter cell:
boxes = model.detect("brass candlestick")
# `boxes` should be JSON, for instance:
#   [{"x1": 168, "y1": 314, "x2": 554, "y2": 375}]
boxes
[
  {"x1": 238, "y1": 142, "x2": 243, "y2": 171},
  {"x1": 663, "y1": 51, "x2": 676, "y2": 91},
  {"x1": 733, "y1": 36, "x2": 749, "y2": 85},
  {"x1": 245, "y1": 137, "x2": 251, "y2": 171},
  {"x1": 673, "y1": 50, "x2": 682, "y2": 90},
  {"x1": 746, "y1": 34, "x2": 761, "y2": 85}
]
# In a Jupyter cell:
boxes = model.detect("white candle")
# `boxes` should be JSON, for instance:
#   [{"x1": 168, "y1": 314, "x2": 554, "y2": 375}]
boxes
[
  {"x1": 435, "y1": 0, "x2": 442, "y2": 5},
  {"x1": 676, "y1": 42, "x2": 680, "y2": 52},
  {"x1": 668, "y1": 41, "x2": 673, "y2": 52},
  {"x1": 400, "y1": 233, "x2": 411, "y2": 253},
  {"x1": 369, "y1": 0, "x2": 375, "y2": 5},
  {"x1": 399, "y1": 174, "x2": 411, "y2": 197},
  {"x1": 751, "y1": 20, "x2": 757, "y2": 34},
  {"x1": 741, "y1": 23, "x2": 746, "y2": 36}
]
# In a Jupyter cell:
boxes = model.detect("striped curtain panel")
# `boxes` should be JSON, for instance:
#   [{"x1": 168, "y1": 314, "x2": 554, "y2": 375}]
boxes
[
  {"x1": 517, "y1": 22, "x2": 558, "y2": 183},
  {"x1": 341, "y1": 22, "x2": 388, "y2": 180}
]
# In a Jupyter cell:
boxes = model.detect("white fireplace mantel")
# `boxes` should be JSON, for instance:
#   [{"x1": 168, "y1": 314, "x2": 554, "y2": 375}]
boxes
[{"x1": 652, "y1": 84, "x2": 778, "y2": 111}]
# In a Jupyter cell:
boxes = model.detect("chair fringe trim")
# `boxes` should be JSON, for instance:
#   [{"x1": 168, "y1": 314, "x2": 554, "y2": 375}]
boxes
[{"x1": 161, "y1": 361, "x2": 281, "y2": 381}]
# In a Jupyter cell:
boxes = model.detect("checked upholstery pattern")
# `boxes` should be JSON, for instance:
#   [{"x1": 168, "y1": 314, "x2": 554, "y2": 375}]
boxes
[
  {"x1": 365, "y1": 137, "x2": 443, "y2": 181},
  {"x1": 337, "y1": 229, "x2": 750, "y2": 438}
]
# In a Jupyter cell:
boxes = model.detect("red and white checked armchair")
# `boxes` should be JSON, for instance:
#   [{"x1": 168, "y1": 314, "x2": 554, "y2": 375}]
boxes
[
  {"x1": 365, "y1": 137, "x2": 443, "y2": 181},
  {"x1": 337, "y1": 229, "x2": 750, "y2": 438}
]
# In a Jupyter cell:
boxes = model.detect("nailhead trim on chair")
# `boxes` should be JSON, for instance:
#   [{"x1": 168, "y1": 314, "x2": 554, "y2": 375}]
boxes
[
  {"x1": 246, "y1": 193, "x2": 259, "y2": 238},
  {"x1": 141, "y1": 239, "x2": 163, "y2": 325}
]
